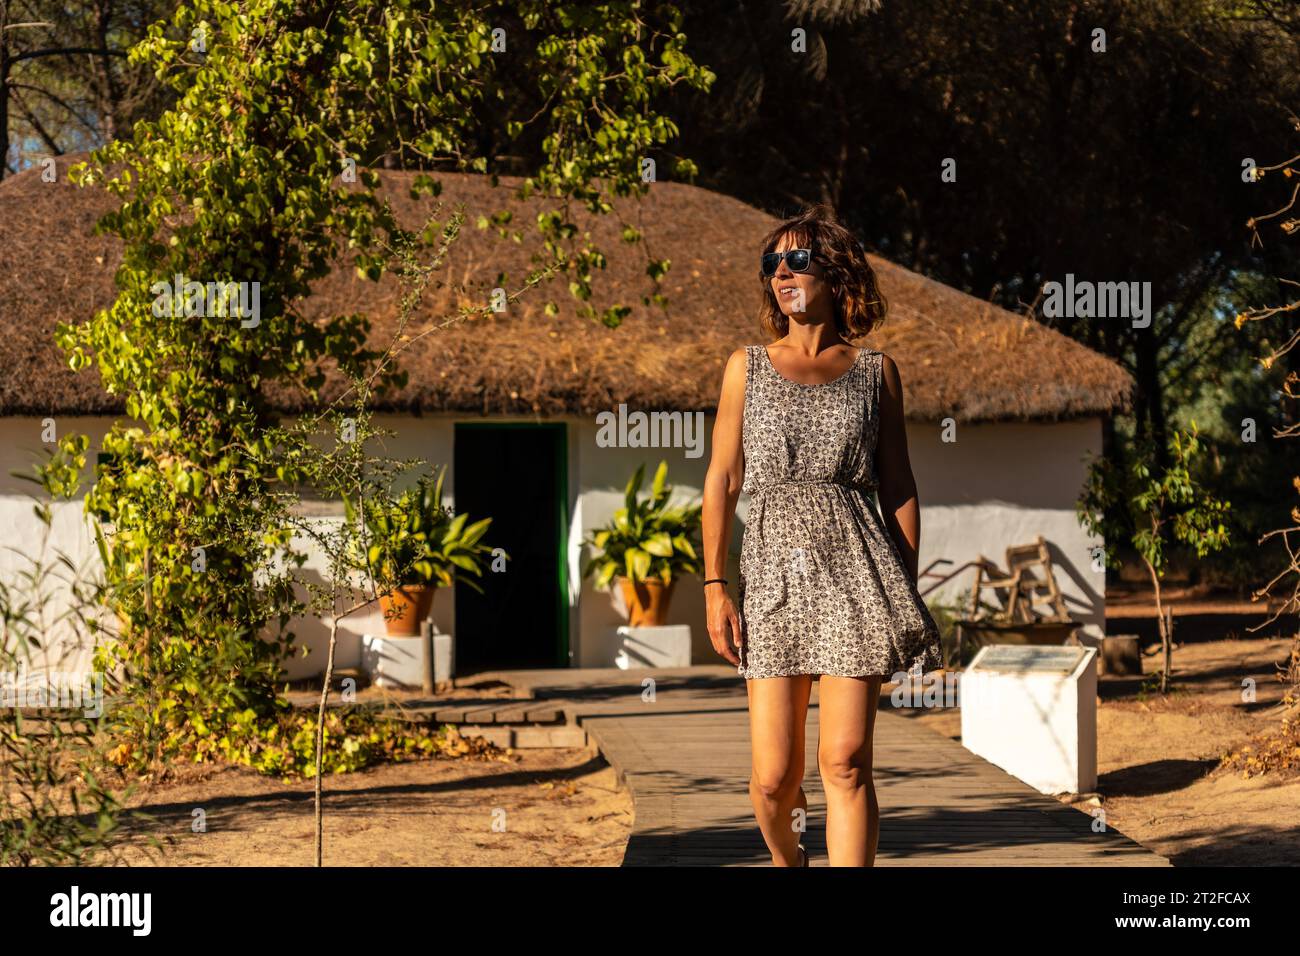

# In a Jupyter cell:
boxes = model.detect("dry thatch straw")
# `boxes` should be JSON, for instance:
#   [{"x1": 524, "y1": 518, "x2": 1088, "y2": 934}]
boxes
[{"x1": 0, "y1": 154, "x2": 1132, "y2": 422}]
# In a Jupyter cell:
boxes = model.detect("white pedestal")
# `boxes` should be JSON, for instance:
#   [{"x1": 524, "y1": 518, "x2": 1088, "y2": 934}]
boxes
[
  {"x1": 614, "y1": 624, "x2": 692, "y2": 669},
  {"x1": 960, "y1": 644, "x2": 1098, "y2": 795},
  {"x1": 361, "y1": 630, "x2": 453, "y2": 689}
]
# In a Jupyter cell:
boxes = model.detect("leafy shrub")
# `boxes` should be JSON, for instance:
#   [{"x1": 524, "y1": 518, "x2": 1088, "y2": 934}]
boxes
[
  {"x1": 347, "y1": 466, "x2": 498, "y2": 590},
  {"x1": 582, "y1": 460, "x2": 702, "y2": 587}
]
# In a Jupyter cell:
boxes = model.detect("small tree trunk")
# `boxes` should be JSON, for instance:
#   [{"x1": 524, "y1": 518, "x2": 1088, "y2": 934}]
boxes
[
  {"x1": 1162, "y1": 606, "x2": 1173, "y2": 694},
  {"x1": 1143, "y1": 556, "x2": 1170, "y2": 694},
  {"x1": 143, "y1": 545, "x2": 158, "y2": 763},
  {"x1": 1, "y1": 1, "x2": 11, "y2": 182},
  {"x1": 314, "y1": 614, "x2": 340, "y2": 867}
]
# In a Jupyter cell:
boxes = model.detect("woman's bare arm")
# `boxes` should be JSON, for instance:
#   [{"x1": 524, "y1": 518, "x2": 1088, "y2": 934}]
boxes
[
  {"x1": 874, "y1": 353, "x2": 923, "y2": 583},
  {"x1": 701, "y1": 347, "x2": 747, "y2": 665}
]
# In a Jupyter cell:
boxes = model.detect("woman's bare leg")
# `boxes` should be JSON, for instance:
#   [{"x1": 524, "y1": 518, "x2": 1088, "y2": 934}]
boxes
[
  {"x1": 816, "y1": 674, "x2": 883, "y2": 866},
  {"x1": 746, "y1": 674, "x2": 813, "y2": 866}
]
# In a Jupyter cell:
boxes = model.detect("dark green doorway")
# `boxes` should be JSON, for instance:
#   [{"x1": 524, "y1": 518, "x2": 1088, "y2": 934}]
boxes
[{"x1": 453, "y1": 422, "x2": 568, "y2": 673}]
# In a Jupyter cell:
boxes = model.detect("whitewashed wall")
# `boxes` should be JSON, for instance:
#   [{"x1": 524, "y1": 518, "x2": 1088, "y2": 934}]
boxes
[
  {"x1": 571, "y1": 413, "x2": 717, "y2": 667},
  {"x1": 278, "y1": 415, "x2": 460, "y2": 680},
  {"x1": 0, "y1": 411, "x2": 1105, "y2": 680},
  {"x1": 0, "y1": 415, "x2": 464, "y2": 683},
  {"x1": 0, "y1": 417, "x2": 112, "y2": 680},
  {"x1": 906, "y1": 419, "x2": 1107, "y2": 645},
  {"x1": 571, "y1": 414, "x2": 1107, "y2": 667}
]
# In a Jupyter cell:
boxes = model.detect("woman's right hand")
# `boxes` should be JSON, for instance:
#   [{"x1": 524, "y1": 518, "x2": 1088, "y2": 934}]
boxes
[{"x1": 706, "y1": 586, "x2": 743, "y2": 667}]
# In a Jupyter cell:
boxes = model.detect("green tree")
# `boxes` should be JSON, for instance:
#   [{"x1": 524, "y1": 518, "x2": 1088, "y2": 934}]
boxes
[
  {"x1": 55, "y1": 0, "x2": 712, "y2": 770},
  {"x1": 1079, "y1": 423, "x2": 1231, "y2": 692}
]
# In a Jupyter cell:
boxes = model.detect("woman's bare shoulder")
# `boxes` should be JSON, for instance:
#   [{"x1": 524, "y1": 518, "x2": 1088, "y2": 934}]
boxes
[
  {"x1": 871, "y1": 349, "x2": 900, "y2": 376},
  {"x1": 874, "y1": 351, "x2": 906, "y2": 411},
  {"x1": 723, "y1": 346, "x2": 750, "y2": 376},
  {"x1": 717, "y1": 347, "x2": 749, "y2": 401}
]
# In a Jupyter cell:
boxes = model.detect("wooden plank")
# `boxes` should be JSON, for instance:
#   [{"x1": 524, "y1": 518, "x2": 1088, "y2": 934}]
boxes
[{"x1": 455, "y1": 699, "x2": 539, "y2": 724}]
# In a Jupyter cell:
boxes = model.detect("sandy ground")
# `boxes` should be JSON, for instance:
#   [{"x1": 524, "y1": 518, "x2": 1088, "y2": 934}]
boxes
[
  {"x1": 913, "y1": 636, "x2": 1300, "y2": 866},
  {"x1": 108, "y1": 745, "x2": 633, "y2": 866},
  {"x1": 23, "y1": 634, "x2": 1297, "y2": 867}
]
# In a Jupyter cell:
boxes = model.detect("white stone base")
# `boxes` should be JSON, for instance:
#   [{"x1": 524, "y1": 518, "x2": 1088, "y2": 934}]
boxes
[
  {"x1": 361, "y1": 630, "x2": 453, "y2": 689},
  {"x1": 613, "y1": 624, "x2": 692, "y2": 669},
  {"x1": 960, "y1": 645, "x2": 1099, "y2": 795}
]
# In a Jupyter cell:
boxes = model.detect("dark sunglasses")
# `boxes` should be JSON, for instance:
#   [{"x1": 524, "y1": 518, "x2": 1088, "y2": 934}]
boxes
[{"x1": 760, "y1": 248, "x2": 812, "y2": 278}]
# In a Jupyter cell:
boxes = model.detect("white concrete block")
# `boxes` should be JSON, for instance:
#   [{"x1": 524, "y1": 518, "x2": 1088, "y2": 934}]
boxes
[
  {"x1": 960, "y1": 644, "x2": 1098, "y2": 795},
  {"x1": 613, "y1": 624, "x2": 692, "y2": 669},
  {"x1": 361, "y1": 630, "x2": 453, "y2": 688}
]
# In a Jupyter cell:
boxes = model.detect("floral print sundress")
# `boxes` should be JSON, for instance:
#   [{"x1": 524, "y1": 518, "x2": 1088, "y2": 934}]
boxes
[{"x1": 736, "y1": 344, "x2": 944, "y2": 679}]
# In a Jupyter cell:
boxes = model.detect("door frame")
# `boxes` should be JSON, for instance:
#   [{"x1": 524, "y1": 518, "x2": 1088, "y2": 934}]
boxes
[{"x1": 452, "y1": 421, "x2": 569, "y2": 668}]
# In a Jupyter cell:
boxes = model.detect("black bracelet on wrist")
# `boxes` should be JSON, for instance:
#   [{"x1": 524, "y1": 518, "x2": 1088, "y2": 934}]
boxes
[{"x1": 703, "y1": 578, "x2": 728, "y2": 587}]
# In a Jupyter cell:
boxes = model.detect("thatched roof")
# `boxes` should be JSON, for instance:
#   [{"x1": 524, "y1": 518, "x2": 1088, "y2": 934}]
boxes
[{"x1": 0, "y1": 154, "x2": 1131, "y2": 422}]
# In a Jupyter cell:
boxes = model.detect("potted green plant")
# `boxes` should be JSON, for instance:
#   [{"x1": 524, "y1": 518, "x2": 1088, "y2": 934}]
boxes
[
  {"x1": 349, "y1": 466, "x2": 498, "y2": 636},
  {"x1": 582, "y1": 460, "x2": 702, "y2": 626}
]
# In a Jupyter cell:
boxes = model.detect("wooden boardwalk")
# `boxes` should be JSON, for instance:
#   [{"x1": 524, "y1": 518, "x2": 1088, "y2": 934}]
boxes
[{"x1": 461, "y1": 666, "x2": 1170, "y2": 867}]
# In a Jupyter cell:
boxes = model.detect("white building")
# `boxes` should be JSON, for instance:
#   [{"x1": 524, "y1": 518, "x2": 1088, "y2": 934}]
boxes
[{"x1": 0, "y1": 158, "x2": 1132, "y2": 679}]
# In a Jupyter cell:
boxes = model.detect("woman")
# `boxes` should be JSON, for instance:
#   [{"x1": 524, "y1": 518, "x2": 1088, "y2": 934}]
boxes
[{"x1": 701, "y1": 203, "x2": 944, "y2": 867}]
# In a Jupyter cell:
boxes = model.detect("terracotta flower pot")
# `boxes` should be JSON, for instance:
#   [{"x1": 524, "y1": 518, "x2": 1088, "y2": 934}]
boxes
[
  {"x1": 618, "y1": 576, "x2": 675, "y2": 627},
  {"x1": 379, "y1": 584, "x2": 436, "y2": 637}
]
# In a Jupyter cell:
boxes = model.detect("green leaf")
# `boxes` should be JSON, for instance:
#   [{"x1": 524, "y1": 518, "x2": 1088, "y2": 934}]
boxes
[
  {"x1": 448, "y1": 554, "x2": 481, "y2": 573},
  {"x1": 624, "y1": 463, "x2": 645, "y2": 511},
  {"x1": 643, "y1": 532, "x2": 673, "y2": 557},
  {"x1": 442, "y1": 512, "x2": 468, "y2": 544},
  {"x1": 625, "y1": 547, "x2": 651, "y2": 581},
  {"x1": 459, "y1": 517, "x2": 492, "y2": 547},
  {"x1": 650, "y1": 460, "x2": 669, "y2": 499}
]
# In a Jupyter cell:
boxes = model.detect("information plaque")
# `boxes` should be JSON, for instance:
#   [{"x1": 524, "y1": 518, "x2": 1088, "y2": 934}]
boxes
[
  {"x1": 961, "y1": 643, "x2": 1099, "y2": 794},
  {"x1": 969, "y1": 645, "x2": 1087, "y2": 675}
]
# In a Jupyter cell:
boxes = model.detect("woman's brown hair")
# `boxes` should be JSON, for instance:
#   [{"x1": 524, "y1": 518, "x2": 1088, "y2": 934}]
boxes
[{"x1": 757, "y1": 203, "x2": 887, "y2": 341}]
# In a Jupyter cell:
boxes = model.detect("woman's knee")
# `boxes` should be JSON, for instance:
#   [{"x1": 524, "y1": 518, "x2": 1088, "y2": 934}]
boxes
[
  {"x1": 750, "y1": 765, "x2": 803, "y2": 802},
  {"x1": 817, "y1": 747, "x2": 872, "y2": 790}
]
